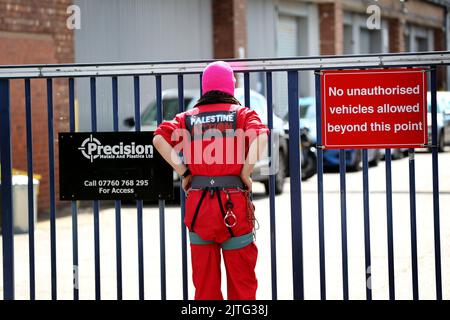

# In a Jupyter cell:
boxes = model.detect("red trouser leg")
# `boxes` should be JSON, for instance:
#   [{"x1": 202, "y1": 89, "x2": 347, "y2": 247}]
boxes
[
  {"x1": 223, "y1": 242, "x2": 258, "y2": 300},
  {"x1": 191, "y1": 243, "x2": 223, "y2": 300}
]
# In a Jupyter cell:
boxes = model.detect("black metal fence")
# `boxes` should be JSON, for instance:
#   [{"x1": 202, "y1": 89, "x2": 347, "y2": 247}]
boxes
[{"x1": 1, "y1": 51, "x2": 449, "y2": 300}]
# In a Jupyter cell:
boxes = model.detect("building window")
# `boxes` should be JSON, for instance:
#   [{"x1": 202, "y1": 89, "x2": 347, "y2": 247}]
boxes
[
  {"x1": 415, "y1": 37, "x2": 429, "y2": 52},
  {"x1": 344, "y1": 25, "x2": 354, "y2": 54},
  {"x1": 404, "y1": 33, "x2": 411, "y2": 52},
  {"x1": 277, "y1": 15, "x2": 302, "y2": 57},
  {"x1": 344, "y1": 12, "x2": 387, "y2": 54},
  {"x1": 404, "y1": 24, "x2": 434, "y2": 52},
  {"x1": 360, "y1": 28, "x2": 382, "y2": 54}
]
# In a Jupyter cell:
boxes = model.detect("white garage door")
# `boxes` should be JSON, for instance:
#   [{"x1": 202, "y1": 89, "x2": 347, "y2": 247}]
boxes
[{"x1": 276, "y1": 15, "x2": 299, "y2": 118}]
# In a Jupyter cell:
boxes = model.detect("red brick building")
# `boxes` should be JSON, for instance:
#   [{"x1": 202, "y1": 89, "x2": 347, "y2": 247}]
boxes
[
  {"x1": 0, "y1": 0, "x2": 73, "y2": 213},
  {"x1": 317, "y1": 0, "x2": 449, "y2": 88}
]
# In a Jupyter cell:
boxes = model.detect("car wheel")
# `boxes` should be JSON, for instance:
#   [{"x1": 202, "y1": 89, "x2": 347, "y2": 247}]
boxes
[
  {"x1": 348, "y1": 150, "x2": 362, "y2": 172},
  {"x1": 402, "y1": 149, "x2": 409, "y2": 157},
  {"x1": 438, "y1": 130, "x2": 445, "y2": 152},
  {"x1": 369, "y1": 149, "x2": 380, "y2": 167},
  {"x1": 264, "y1": 151, "x2": 286, "y2": 195},
  {"x1": 302, "y1": 150, "x2": 317, "y2": 180},
  {"x1": 392, "y1": 149, "x2": 404, "y2": 160}
]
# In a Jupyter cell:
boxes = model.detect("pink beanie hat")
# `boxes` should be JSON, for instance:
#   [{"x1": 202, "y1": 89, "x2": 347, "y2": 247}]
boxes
[{"x1": 202, "y1": 61, "x2": 236, "y2": 96}]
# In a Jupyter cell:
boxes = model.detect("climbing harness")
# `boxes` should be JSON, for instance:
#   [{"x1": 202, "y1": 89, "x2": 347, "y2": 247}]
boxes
[{"x1": 188, "y1": 175, "x2": 258, "y2": 249}]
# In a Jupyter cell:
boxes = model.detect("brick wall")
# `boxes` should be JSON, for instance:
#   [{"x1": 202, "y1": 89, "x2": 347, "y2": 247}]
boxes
[
  {"x1": 319, "y1": 0, "x2": 343, "y2": 55},
  {"x1": 388, "y1": 18, "x2": 405, "y2": 53},
  {"x1": 0, "y1": 0, "x2": 74, "y2": 213},
  {"x1": 434, "y1": 27, "x2": 448, "y2": 90},
  {"x1": 324, "y1": 0, "x2": 447, "y2": 88},
  {"x1": 212, "y1": 0, "x2": 247, "y2": 59}
]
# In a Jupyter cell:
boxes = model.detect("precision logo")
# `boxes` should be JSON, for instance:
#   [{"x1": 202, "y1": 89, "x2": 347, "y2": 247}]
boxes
[{"x1": 78, "y1": 134, "x2": 153, "y2": 162}]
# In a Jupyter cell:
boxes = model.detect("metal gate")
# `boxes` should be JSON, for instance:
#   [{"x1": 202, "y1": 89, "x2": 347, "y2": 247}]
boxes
[{"x1": 1, "y1": 51, "x2": 450, "y2": 300}]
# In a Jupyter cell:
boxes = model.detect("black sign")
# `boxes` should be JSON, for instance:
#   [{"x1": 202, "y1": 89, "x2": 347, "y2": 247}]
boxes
[
  {"x1": 185, "y1": 110, "x2": 237, "y2": 136},
  {"x1": 59, "y1": 132, "x2": 173, "y2": 201}
]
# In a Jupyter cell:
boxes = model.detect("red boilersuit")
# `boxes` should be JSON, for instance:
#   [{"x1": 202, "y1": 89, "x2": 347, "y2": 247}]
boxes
[{"x1": 155, "y1": 103, "x2": 268, "y2": 300}]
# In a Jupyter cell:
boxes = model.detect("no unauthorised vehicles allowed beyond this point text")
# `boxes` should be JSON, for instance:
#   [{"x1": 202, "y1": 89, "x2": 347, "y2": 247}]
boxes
[{"x1": 321, "y1": 68, "x2": 427, "y2": 149}]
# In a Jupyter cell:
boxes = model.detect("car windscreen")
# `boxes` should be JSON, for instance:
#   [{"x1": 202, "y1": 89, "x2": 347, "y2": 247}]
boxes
[
  {"x1": 300, "y1": 102, "x2": 316, "y2": 120},
  {"x1": 141, "y1": 98, "x2": 192, "y2": 125},
  {"x1": 439, "y1": 93, "x2": 450, "y2": 113},
  {"x1": 235, "y1": 93, "x2": 267, "y2": 122}
]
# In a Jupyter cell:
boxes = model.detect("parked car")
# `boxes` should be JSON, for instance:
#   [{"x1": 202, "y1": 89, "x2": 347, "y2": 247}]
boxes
[
  {"x1": 427, "y1": 91, "x2": 450, "y2": 152},
  {"x1": 299, "y1": 128, "x2": 318, "y2": 180},
  {"x1": 286, "y1": 97, "x2": 381, "y2": 171},
  {"x1": 123, "y1": 89, "x2": 198, "y2": 128},
  {"x1": 379, "y1": 148, "x2": 408, "y2": 160},
  {"x1": 124, "y1": 88, "x2": 289, "y2": 195},
  {"x1": 283, "y1": 124, "x2": 317, "y2": 181},
  {"x1": 441, "y1": 92, "x2": 450, "y2": 150}
]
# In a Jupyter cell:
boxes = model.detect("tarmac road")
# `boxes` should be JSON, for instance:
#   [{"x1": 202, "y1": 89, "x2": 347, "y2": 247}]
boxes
[{"x1": 1, "y1": 151, "x2": 449, "y2": 300}]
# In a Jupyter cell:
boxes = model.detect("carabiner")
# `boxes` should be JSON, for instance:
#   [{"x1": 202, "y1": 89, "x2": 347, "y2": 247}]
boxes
[
  {"x1": 224, "y1": 210, "x2": 237, "y2": 228},
  {"x1": 224, "y1": 190, "x2": 234, "y2": 211},
  {"x1": 225, "y1": 200, "x2": 234, "y2": 211}
]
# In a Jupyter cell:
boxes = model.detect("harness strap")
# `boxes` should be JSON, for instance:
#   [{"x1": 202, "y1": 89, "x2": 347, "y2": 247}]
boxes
[
  {"x1": 190, "y1": 189, "x2": 207, "y2": 231},
  {"x1": 189, "y1": 232, "x2": 254, "y2": 250},
  {"x1": 191, "y1": 175, "x2": 244, "y2": 189},
  {"x1": 220, "y1": 232, "x2": 254, "y2": 250},
  {"x1": 188, "y1": 232, "x2": 215, "y2": 245},
  {"x1": 216, "y1": 188, "x2": 235, "y2": 237}
]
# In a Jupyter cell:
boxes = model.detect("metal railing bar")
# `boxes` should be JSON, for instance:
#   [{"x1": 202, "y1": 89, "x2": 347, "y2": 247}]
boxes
[
  {"x1": 156, "y1": 75, "x2": 167, "y2": 300},
  {"x1": 178, "y1": 74, "x2": 188, "y2": 301},
  {"x1": 134, "y1": 76, "x2": 145, "y2": 300},
  {"x1": 362, "y1": 150, "x2": 372, "y2": 300},
  {"x1": 244, "y1": 73, "x2": 250, "y2": 108},
  {"x1": 68, "y1": 78, "x2": 79, "y2": 300},
  {"x1": 339, "y1": 150, "x2": 349, "y2": 300},
  {"x1": 90, "y1": 77, "x2": 101, "y2": 300},
  {"x1": 385, "y1": 149, "x2": 396, "y2": 300},
  {"x1": 112, "y1": 76, "x2": 123, "y2": 300},
  {"x1": 287, "y1": 71, "x2": 304, "y2": 300},
  {"x1": 430, "y1": 67, "x2": 442, "y2": 300},
  {"x1": 408, "y1": 149, "x2": 419, "y2": 300},
  {"x1": 0, "y1": 51, "x2": 450, "y2": 77},
  {"x1": 266, "y1": 71, "x2": 278, "y2": 300},
  {"x1": 0, "y1": 79, "x2": 15, "y2": 300},
  {"x1": 1, "y1": 52, "x2": 449, "y2": 78},
  {"x1": 315, "y1": 72, "x2": 326, "y2": 300},
  {"x1": 47, "y1": 78, "x2": 58, "y2": 300},
  {"x1": 24, "y1": 79, "x2": 36, "y2": 300}
]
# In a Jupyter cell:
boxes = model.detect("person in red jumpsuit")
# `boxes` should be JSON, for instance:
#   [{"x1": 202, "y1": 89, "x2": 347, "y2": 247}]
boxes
[{"x1": 153, "y1": 61, "x2": 268, "y2": 300}]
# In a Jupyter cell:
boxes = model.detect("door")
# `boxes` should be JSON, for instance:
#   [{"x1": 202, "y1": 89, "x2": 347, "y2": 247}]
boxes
[{"x1": 276, "y1": 15, "x2": 299, "y2": 118}]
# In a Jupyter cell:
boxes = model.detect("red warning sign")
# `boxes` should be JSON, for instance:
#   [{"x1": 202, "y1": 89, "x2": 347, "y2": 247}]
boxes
[{"x1": 321, "y1": 68, "x2": 427, "y2": 149}]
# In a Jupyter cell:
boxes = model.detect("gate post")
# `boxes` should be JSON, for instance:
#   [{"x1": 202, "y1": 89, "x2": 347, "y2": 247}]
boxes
[
  {"x1": 287, "y1": 70, "x2": 304, "y2": 300},
  {"x1": 0, "y1": 79, "x2": 15, "y2": 300}
]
